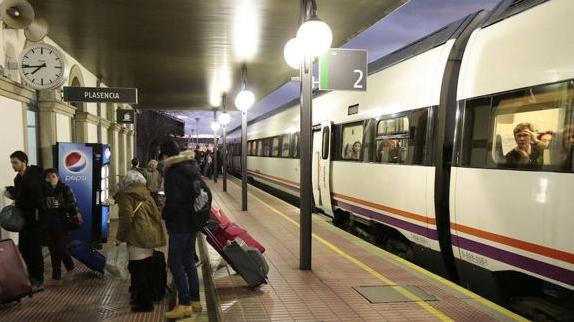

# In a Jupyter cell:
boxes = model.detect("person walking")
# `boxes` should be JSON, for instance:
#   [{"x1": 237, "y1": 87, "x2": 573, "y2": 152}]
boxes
[
  {"x1": 4, "y1": 151, "x2": 45, "y2": 290},
  {"x1": 160, "y1": 140, "x2": 203, "y2": 319},
  {"x1": 42, "y1": 169, "x2": 79, "y2": 285},
  {"x1": 116, "y1": 170, "x2": 166, "y2": 312}
]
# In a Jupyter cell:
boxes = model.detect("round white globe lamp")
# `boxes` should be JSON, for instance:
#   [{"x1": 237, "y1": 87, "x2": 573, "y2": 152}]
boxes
[
  {"x1": 283, "y1": 38, "x2": 303, "y2": 69},
  {"x1": 218, "y1": 112, "x2": 231, "y2": 126},
  {"x1": 235, "y1": 90, "x2": 255, "y2": 112},
  {"x1": 296, "y1": 18, "x2": 332, "y2": 57}
]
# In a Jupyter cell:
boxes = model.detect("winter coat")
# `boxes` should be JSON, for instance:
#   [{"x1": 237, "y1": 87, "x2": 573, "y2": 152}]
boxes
[
  {"x1": 12, "y1": 165, "x2": 44, "y2": 225},
  {"x1": 116, "y1": 183, "x2": 166, "y2": 249},
  {"x1": 42, "y1": 181, "x2": 79, "y2": 230},
  {"x1": 162, "y1": 150, "x2": 202, "y2": 233},
  {"x1": 143, "y1": 169, "x2": 162, "y2": 193}
]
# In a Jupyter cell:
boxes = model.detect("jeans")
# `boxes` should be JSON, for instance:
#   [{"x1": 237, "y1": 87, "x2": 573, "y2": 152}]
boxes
[
  {"x1": 168, "y1": 232, "x2": 200, "y2": 305},
  {"x1": 18, "y1": 223, "x2": 44, "y2": 283},
  {"x1": 46, "y1": 228, "x2": 74, "y2": 280}
]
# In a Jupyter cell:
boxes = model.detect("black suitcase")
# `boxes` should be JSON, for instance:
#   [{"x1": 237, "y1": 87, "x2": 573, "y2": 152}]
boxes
[
  {"x1": 0, "y1": 239, "x2": 32, "y2": 303},
  {"x1": 203, "y1": 228, "x2": 268, "y2": 290}
]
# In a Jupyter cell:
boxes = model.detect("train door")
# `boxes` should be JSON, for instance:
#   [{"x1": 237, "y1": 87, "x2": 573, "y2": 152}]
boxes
[{"x1": 312, "y1": 123, "x2": 334, "y2": 215}]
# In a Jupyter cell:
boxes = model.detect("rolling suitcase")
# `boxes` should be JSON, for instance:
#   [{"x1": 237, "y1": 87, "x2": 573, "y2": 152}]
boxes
[
  {"x1": 69, "y1": 240, "x2": 106, "y2": 274},
  {"x1": 208, "y1": 208, "x2": 265, "y2": 253},
  {"x1": 203, "y1": 228, "x2": 268, "y2": 290},
  {"x1": 0, "y1": 239, "x2": 32, "y2": 303},
  {"x1": 150, "y1": 250, "x2": 167, "y2": 301}
]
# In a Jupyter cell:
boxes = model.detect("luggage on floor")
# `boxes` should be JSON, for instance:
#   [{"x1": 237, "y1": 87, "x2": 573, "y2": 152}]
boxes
[
  {"x1": 0, "y1": 239, "x2": 32, "y2": 303},
  {"x1": 149, "y1": 250, "x2": 167, "y2": 301},
  {"x1": 208, "y1": 208, "x2": 265, "y2": 254},
  {"x1": 203, "y1": 228, "x2": 268, "y2": 290},
  {"x1": 69, "y1": 240, "x2": 105, "y2": 274}
]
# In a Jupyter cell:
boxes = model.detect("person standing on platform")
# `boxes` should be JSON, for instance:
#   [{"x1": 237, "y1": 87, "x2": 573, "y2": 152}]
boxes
[
  {"x1": 42, "y1": 168, "x2": 78, "y2": 285},
  {"x1": 160, "y1": 140, "x2": 203, "y2": 319},
  {"x1": 143, "y1": 160, "x2": 162, "y2": 207},
  {"x1": 4, "y1": 151, "x2": 45, "y2": 290},
  {"x1": 130, "y1": 158, "x2": 144, "y2": 174},
  {"x1": 116, "y1": 170, "x2": 166, "y2": 312}
]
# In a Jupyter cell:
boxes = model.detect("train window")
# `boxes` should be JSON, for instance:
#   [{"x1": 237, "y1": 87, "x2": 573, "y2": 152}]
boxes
[
  {"x1": 256, "y1": 140, "x2": 263, "y2": 156},
  {"x1": 292, "y1": 133, "x2": 300, "y2": 158},
  {"x1": 321, "y1": 127, "x2": 329, "y2": 159},
  {"x1": 263, "y1": 139, "x2": 271, "y2": 157},
  {"x1": 281, "y1": 134, "x2": 290, "y2": 157},
  {"x1": 461, "y1": 80, "x2": 574, "y2": 172},
  {"x1": 374, "y1": 109, "x2": 428, "y2": 165},
  {"x1": 341, "y1": 122, "x2": 364, "y2": 161},
  {"x1": 272, "y1": 137, "x2": 280, "y2": 157}
]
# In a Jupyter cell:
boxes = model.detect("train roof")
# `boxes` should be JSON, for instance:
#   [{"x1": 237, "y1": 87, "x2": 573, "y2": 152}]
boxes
[{"x1": 482, "y1": 0, "x2": 550, "y2": 27}]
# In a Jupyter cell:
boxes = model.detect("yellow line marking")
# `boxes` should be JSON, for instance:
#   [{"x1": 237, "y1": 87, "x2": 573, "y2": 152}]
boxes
[
  {"x1": 221, "y1": 178, "x2": 528, "y2": 322},
  {"x1": 222, "y1": 181, "x2": 452, "y2": 321}
]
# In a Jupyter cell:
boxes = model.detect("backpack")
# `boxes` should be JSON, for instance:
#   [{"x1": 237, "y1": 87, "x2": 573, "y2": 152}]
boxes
[{"x1": 190, "y1": 179, "x2": 212, "y2": 230}]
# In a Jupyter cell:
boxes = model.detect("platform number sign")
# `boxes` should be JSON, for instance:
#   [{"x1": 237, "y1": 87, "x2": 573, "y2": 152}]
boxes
[{"x1": 319, "y1": 49, "x2": 367, "y2": 91}]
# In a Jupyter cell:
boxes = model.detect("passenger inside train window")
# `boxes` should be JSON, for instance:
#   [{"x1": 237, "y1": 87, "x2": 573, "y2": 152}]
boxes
[
  {"x1": 537, "y1": 131, "x2": 554, "y2": 149},
  {"x1": 272, "y1": 137, "x2": 280, "y2": 157},
  {"x1": 376, "y1": 139, "x2": 404, "y2": 163},
  {"x1": 560, "y1": 125, "x2": 574, "y2": 171},
  {"x1": 504, "y1": 122, "x2": 543, "y2": 169},
  {"x1": 346, "y1": 141, "x2": 362, "y2": 160},
  {"x1": 341, "y1": 123, "x2": 364, "y2": 160}
]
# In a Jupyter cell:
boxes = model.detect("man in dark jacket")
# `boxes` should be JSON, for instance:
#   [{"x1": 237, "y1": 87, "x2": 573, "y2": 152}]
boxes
[
  {"x1": 4, "y1": 151, "x2": 45, "y2": 289},
  {"x1": 160, "y1": 140, "x2": 203, "y2": 319}
]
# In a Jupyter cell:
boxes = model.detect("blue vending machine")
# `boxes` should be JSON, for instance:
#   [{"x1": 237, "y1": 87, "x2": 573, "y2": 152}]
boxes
[
  {"x1": 86, "y1": 143, "x2": 112, "y2": 244},
  {"x1": 57, "y1": 143, "x2": 94, "y2": 242},
  {"x1": 57, "y1": 143, "x2": 112, "y2": 245}
]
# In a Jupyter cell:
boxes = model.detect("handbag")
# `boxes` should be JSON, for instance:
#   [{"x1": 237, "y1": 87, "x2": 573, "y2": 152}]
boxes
[
  {"x1": 105, "y1": 243, "x2": 129, "y2": 279},
  {"x1": 0, "y1": 205, "x2": 25, "y2": 232}
]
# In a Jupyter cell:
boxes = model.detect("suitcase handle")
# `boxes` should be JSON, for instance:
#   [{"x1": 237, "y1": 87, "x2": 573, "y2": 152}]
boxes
[{"x1": 202, "y1": 227, "x2": 225, "y2": 249}]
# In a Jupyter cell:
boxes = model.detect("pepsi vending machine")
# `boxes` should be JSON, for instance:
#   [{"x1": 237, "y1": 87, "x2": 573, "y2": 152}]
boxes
[
  {"x1": 57, "y1": 143, "x2": 94, "y2": 242},
  {"x1": 57, "y1": 143, "x2": 111, "y2": 245},
  {"x1": 86, "y1": 143, "x2": 111, "y2": 244}
]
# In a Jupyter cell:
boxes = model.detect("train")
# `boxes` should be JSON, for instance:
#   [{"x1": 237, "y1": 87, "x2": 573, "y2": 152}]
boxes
[{"x1": 225, "y1": 0, "x2": 574, "y2": 319}]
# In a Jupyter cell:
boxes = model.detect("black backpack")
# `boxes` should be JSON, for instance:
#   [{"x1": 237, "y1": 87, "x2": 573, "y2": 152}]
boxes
[{"x1": 189, "y1": 179, "x2": 212, "y2": 230}]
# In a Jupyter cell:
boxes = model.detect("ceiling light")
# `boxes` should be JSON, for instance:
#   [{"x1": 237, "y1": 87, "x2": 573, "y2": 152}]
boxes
[
  {"x1": 296, "y1": 18, "x2": 332, "y2": 57},
  {"x1": 211, "y1": 121, "x2": 221, "y2": 132},
  {"x1": 283, "y1": 38, "x2": 303, "y2": 69},
  {"x1": 218, "y1": 112, "x2": 231, "y2": 126},
  {"x1": 235, "y1": 90, "x2": 255, "y2": 112}
]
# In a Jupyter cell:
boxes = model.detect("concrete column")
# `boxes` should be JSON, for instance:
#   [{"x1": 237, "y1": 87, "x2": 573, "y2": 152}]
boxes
[
  {"x1": 127, "y1": 127, "x2": 135, "y2": 163},
  {"x1": 37, "y1": 91, "x2": 76, "y2": 168},
  {"x1": 118, "y1": 125, "x2": 128, "y2": 176},
  {"x1": 107, "y1": 123, "x2": 121, "y2": 193},
  {"x1": 74, "y1": 111, "x2": 99, "y2": 143}
]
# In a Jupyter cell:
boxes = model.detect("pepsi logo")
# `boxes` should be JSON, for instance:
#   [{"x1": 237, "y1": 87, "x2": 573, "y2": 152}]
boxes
[{"x1": 64, "y1": 151, "x2": 88, "y2": 173}]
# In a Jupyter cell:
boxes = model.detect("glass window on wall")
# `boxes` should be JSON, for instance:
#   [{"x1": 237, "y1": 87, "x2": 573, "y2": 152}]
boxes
[
  {"x1": 26, "y1": 110, "x2": 38, "y2": 166},
  {"x1": 256, "y1": 140, "x2": 263, "y2": 156},
  {"x1": 462, "y1": 80, "x2": 574, "y2": 172},
  {"x1": 263, "y1": 139, "x2": 271, "y2": 157},
  {"x1": 272, "y1": 137, "x2": 280, "y2": 157},
  {"x1": 341, "y1": 122, "x2": 364, "y2": 161},
  {"x1": 281, "y1": 134, "x2": 290, "y2": 157}
]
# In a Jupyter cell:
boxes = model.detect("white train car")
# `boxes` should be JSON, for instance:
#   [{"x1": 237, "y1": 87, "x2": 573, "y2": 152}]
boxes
[{"x1": 226, "y1": 0, "x2": 574, "y2": 317}]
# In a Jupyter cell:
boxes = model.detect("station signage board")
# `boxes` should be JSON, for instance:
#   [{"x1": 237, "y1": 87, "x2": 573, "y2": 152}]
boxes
[
  {"x1": 117, "y1": 110, "x2": 135, "y2": 124},
  {"x1": 319, "y1": 48, "x2": 367, "y2": 91},
  {"x1": 63, "y1": 86, "x2": 138, "y2": 104}
]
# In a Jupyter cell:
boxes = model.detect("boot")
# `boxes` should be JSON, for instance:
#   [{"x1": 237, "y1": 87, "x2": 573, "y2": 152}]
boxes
[
  {"x1": 165, "y1": 305, "x2": 192, "y2": 319},
  {"x1": 191, "y1": 301, "x2": 202, "y2": 312}
]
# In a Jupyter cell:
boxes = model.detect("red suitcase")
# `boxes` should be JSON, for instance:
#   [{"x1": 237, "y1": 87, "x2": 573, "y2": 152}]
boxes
[
  {"x1": 208, "y1": 208, "x2": 265, "y2": 253},
  {"x1": 0, "y1": 239, "x2": 32, "y2": 303}
]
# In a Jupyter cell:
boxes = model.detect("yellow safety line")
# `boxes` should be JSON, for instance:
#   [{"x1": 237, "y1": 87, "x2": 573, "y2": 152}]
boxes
[
  {"x1": 222, "y1": 181, "x2": 453, "y2": 321},
  {"x1": 222, "y1": 179, "x2": 528, "y2": 322}
]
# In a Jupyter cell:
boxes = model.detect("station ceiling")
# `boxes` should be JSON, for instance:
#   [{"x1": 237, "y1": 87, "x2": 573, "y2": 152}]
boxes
[{"x1": 29, "y1": 0, "x2": 407, "y2": 110}]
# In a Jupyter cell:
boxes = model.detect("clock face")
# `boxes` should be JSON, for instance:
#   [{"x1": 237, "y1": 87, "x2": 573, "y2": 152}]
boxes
[{"x1": 19, "y1": 44, "x2": 67, "y2": 90}]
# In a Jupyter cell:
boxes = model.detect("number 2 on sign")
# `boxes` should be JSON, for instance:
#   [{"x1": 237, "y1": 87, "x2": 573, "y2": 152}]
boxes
[{"x1": 353, "y1": 70, "x2": 363, "y2": 89}]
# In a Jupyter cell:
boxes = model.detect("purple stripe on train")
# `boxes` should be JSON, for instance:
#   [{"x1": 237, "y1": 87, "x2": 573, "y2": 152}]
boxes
[
  {"x1": 452, "y1": 236, "x2": 574, "y2": 286},
  {"x1": 332, "y1": 199, "x2": 439, "y2": 240}
]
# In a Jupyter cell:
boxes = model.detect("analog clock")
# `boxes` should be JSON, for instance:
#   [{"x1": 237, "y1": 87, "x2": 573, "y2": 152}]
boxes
[{"x1": 18, "y1": 43, "x2": 67, "y2": 90}]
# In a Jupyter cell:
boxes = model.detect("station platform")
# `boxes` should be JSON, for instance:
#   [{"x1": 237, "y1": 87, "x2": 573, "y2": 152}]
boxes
[{"x1": 203, "y1": 177, "x2": 528, "y2": 322}]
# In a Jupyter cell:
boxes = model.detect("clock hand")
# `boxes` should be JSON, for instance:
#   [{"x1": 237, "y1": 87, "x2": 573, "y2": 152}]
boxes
[
  {"x1": 30, "y1": 63, "x2": 47, "y2": 75},
  {"x1": 22, "y1": 64, "x2": 47, "y2": 68}
]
